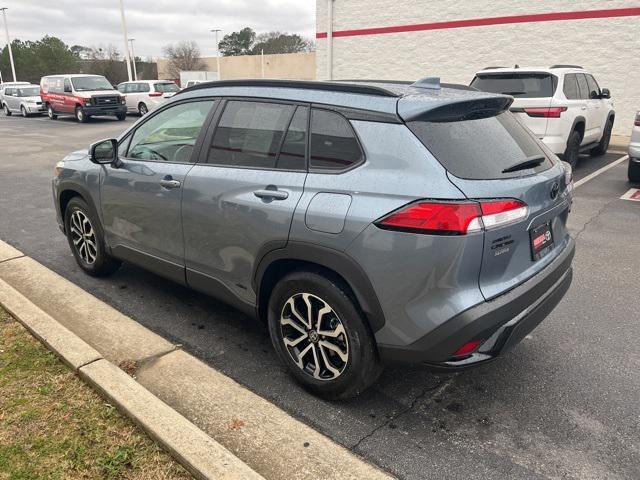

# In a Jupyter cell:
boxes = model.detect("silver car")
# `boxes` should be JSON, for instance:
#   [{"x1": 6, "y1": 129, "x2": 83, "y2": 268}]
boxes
[
  {"x1": 2, "y1": 84, "x2": 45, "y2": 117},
  {"x1": 629, "y1": 111, "x2": 640, "y2": 182},
  {"x1": 52, "y1": 79, "x2": 575, "y2": 399}
]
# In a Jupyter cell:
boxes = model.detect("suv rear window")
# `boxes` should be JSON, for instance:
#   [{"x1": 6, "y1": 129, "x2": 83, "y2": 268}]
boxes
[
  {"x1": 155, "y1": 82, "x2": 179, "y2": 93},
  {"x1": 408, "y1": 111, "x2": 552, "y2": 180},
  {"x1": 471, "y1": 73, "x2": 556, "y2": 98}
]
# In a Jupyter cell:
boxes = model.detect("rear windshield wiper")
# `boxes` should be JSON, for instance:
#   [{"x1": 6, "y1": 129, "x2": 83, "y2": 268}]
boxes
[{"x1": 501, "y1": 155, "x2": 546, "y2": 173}]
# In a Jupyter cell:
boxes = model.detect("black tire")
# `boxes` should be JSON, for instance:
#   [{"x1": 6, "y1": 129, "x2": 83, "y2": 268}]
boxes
[
  {"x1": 629, "y1": 158, "x2": 640, "y2": 183},
  {"x1": 3, "y1": 104, "x2": 11, "y2": 116},
  {"x1": 64, "y1": 197, "x2": 121, "y2": 277},
  {"x1": 47, "y1": 104, "x2": 57, "y2": 119},
  {"x1": 75, "y1": 106, "x2": 88, "y2": 123},
  {"x1": 138, "y1": 102, "x2": 148, "y2": 116},
  {"x1": 590, "y1": 118, "x2": 613, "y2": 156},
  {"x1": 268, "y1": 270, "x2": 382, "y2": 399},
  {"x1": 21, "y1": 105, "x2": 28, "y2": 118},
  {"x1": 116, "y1": 113, "x2": 126, "y2": 121},
  {"x1": 563, "y1": 129, "x2": 581, "y2": 168}
]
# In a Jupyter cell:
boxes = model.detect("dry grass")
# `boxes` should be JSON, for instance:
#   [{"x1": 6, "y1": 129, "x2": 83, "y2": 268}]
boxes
[{"x1": 0, "y1": 307, "x2": 193, "y2": 480}]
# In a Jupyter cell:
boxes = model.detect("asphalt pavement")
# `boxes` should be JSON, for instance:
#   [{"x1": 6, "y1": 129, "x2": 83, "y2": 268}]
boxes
[{"x1": 1, "y1": 114, "x2": 638, "y2": 479}]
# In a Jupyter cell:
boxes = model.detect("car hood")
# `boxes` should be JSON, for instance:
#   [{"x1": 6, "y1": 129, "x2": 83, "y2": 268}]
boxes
[{"x1": 63, "y1": 149, "x2": 90, "y2": 162}]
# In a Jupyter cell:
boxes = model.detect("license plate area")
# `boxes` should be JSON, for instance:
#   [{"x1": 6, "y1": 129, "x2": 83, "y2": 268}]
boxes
[{"x1": 530, "y1": 221, "x2": 554, "y2": 260}]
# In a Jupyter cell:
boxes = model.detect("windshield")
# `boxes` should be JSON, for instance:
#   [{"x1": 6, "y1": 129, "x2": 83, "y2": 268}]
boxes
[
  {"x1": 18, "y1": 87, "x2": 40, "y2": 97},
  {"x1": 471, "y1": 73, "x2": 556, "y2": 98},
  {"x1": 71, "y1": 76, "x2": 114, "y2": 92},
  {"x1": 155, "y1": 82, "x2": 179, "y2": 93}
]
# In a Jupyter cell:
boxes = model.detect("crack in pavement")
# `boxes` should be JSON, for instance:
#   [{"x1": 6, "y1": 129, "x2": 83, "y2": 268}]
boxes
[
  {"x1": 351, "y1": 376, "x2": 457, "y2": 452},
  {"x1": 573, "y1": 196, "x2": 620, "y2": 241}
]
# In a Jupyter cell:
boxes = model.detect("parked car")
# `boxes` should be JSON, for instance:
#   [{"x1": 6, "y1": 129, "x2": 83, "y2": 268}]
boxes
[
  {"x1": 1, "y1": 84, "x2": 45, "y2": 117},
  {"x1": 471, "y1": 65, "x2": 615, "y2": 167},
  {"x1": 40, "y1": 74, "x2": 126, "y2": 122},
  {"x1": 52, "y1": 79, "x2": 575, "y2": 399},
  {"x1": 0, "y1": 81, "x2": 30, "y2": 97},
  {"x1": 117, "y1": 80, "x2": 179, "y2": 115},
  {"x1": 629, "y1": 111, "x2": 640, "y2": 183},
  {"x1": 184, "y1": 79, "x2": 205, "y2": 88}
]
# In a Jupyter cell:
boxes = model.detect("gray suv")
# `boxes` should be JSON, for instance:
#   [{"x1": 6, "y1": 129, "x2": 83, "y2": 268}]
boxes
[{"x1": 52, "y1": 79, "x2": 575, "y2": 399}]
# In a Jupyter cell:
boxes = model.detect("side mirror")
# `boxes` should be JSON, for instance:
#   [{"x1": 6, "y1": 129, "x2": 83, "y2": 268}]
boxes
[
  {"x1": 600, "y1": 88, "x2": 611, "y2": 99},
  {"x1": 89, "y1": 139, "x2": 118, "y2": 165}
]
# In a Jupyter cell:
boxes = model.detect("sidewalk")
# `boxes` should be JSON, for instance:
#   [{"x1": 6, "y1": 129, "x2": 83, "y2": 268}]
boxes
[{"x1": 0, "y1": 240, "x2": 392, "y2": 480}]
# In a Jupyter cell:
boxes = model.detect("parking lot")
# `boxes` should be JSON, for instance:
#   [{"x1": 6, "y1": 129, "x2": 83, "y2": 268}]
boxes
[{"x1": 1, "y1": 114, "x2": 638, "y2": 479}]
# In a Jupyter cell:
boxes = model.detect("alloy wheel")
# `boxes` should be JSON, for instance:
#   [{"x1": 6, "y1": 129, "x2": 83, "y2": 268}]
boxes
[
  {"x1": 69, "y1": 210, "x2": 97, "y2": 264},
  {"x1": 139, "y1": 103, "x2": 148, "y2": 115},
  {"x1": 280, "y1": 293, "x2": 349, "y2": 380}
]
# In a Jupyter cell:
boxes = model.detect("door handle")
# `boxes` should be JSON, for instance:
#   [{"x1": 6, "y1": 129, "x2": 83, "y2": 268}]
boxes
[
  {"x1": 159, "y1": 178, "x2": 181, "y2": 189},
  {"x1": 254, "y1": 189, "x2": 289, "y2": 200},
  {"x1": 581, "y1": 106, "x2": 587, "y2": 110}
]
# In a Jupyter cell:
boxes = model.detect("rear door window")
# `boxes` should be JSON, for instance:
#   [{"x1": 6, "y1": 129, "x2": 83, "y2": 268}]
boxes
[
  {"x1": 309, "y1": 109, "x2": 363, "y2": 171},
  {"x1": 470, "y1": 73, "x2": 556, "y2": 98},
  {"x1": 408, "y1": 111, "x2": 552, "y2": 180},
  {"x1": 155, "y1": 83, "x2": 179, "y2": 93},
  {"x1": 563, "y1": 74, "x2": 580, "y2": 100},
  {"x1": 585, "y1": 75, "x2": 601, "y2": 99},
  {"x1": 576, "y1": 74, "x2": 590, "y2": 100}
]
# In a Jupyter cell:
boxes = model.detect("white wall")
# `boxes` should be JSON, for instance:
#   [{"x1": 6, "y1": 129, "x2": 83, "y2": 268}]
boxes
[{"x1": 316, "y1": 0, "x2": 640, "y2": 134}]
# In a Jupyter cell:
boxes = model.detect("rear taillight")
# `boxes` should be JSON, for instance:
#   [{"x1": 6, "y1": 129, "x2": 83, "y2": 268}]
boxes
[
  {"x1": 635, "y1": 112, "x2": 640, "y2": 127},
  {"x1": 524, "y1": 107, "x2": 567, "y2": 118},
  {"x1": 149, "y1": 92, "x2": 163, "y2": 97},
  {"x1": 376, "y1": 199, "x2": 528, "y2": 235},
  {"x1": 562, "y1": 161, "x2": 574, "y2": 193}
]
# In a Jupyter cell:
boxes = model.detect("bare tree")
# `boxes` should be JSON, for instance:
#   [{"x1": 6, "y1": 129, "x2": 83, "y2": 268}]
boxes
[{"x1": 162, "y1": 41, "x2": 206, "y2": 78}]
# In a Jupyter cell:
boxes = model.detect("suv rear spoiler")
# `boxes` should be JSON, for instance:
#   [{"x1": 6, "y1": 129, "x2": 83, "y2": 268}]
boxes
[{"x1": 398, "y1": 95, "x2": 513, "y2": 123}]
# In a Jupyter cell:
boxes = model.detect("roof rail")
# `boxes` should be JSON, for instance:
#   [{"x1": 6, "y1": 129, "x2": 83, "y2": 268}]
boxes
[
  {"x1": 482, "y1": 66, "x2": 506, "y2": 70},
  {"x1": 411, "y1": 77, "x2": 440, "y2": 90},
  {"x1": 550, "y1": 64, "x2": 583, "y2": 69},
  {"x1": 177, "y1": 79, "x2": 399, "y2": 97}
]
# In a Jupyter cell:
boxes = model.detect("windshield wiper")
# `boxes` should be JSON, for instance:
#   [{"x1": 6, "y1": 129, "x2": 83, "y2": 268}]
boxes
[{"x1": 502, "y1": 155, "x2": 546, "y2": 173}]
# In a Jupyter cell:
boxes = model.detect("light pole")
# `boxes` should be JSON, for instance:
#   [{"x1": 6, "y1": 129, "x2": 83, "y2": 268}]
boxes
[
  {"x1": 210, "y1": 29, "x2": 221, "y2": 80},
  {"x1": 118, "y1": 0, "x2": 133, "y2": 81},
  {"x1": 128, "y1": 38, "x2": 138, "y2": 80},
  {"x1": 0, "y1": 7, "x2": 17, "y2": 82}
]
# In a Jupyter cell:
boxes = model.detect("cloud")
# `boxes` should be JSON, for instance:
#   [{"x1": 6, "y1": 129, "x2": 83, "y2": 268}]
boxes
[{"x1": 1, "y1": 0, "x2": 316, "y2": 58}]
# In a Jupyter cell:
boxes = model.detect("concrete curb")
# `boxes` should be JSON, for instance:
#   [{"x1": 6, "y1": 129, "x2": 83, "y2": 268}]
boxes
[{"x1": 0, "y1": 244, "x2": 265, "y2": 480}]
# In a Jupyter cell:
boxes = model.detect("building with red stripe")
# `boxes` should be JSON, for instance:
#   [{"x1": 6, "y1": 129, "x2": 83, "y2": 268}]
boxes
[{"x1": 316, "y1": 1, "x2": 640, "y2": 134}]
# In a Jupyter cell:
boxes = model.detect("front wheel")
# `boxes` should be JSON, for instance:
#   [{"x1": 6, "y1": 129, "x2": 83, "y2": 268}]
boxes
[
  {"x1": 268, "y1": 270, "x2": 382, "y2": 399},
  {"x1": 47, "y1": 104, "x2": 57, "y2": 119},
  {"x1": 590, "y1": 119, "x2": 613, "y2": 156},
  {"x1": 3, "y1": 104, "x2": 11, "y2": 116},
  {"x1": 629, "y1": 158, "x2": 640, "y2": 183},
  {"x1": 64, "y1": 197, "x2": 121, "y2": 277},
  {"x1": 75, "y1": 106, "x2": 88, "y2": 123},
  {"x1": 21, "y1": 105, "x2": 28, "y2": 118},
  {"x1": 116, "y1": 113, "x2": 126, "y2": 121},
  {"x1": 563, "y1": 130, "x2": 581, "y2": 168}
]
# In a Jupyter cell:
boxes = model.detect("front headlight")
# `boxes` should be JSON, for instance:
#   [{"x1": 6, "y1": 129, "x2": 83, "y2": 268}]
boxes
[
  {"x1": 54, "y1": 161, "x2": 65, "y2": 178},
  {"x1": 120, "y1": 97, "x2": 126, "y2": 104}
]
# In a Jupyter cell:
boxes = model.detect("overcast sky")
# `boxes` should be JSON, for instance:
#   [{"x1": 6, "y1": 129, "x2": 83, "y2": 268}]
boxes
[{"x1": 1, "y1": 0, "x2": 316, "y2": 59}]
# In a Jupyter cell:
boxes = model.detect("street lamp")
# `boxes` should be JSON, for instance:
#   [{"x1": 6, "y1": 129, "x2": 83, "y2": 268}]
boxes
[
  {"x1": 210, "y1": 29, "x2": 221, "y2": 80},
  {"x1": 118, "y1": 0, "x2": 133, "y2": 81},
  {"x1": 128, "y1": 38, "x2": 138, "y2": 80},
  {"x1": 0, "y1": 7, "x2": 17, "y2": 82}
]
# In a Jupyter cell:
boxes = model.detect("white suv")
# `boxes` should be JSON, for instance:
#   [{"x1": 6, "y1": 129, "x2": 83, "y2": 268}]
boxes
[
  {"x1": 117, "y1": 80, "x2": 179, "y2": 115},
  {"x1": 471, "y1": 65, "x2": 614, "y2": 167}
]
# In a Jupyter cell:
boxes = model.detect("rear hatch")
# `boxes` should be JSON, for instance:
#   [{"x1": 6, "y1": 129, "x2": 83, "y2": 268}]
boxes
[
  {"x1": 470, "y1": 72, "x2": 556, "y2": 139},
  {"x1": 155, "y1": 82, "x2": 179, "y2": 99},
  {"x1": 404, "y1": 96, "x2": 571, "y2": 300}
]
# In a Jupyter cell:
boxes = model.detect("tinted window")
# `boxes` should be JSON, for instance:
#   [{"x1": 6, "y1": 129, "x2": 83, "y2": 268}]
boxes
[
  {"x1": 471, "y1": 73, "x2": 556, "y2": 98},
  {"x1": 585, "y1": 75, "x2": 601, "y2": 99},
  {"x1": 128, "y1": 100, "x2": 214, "y2": 163},
  {"x1": 138, "y1": 83, "x2": 150, "y2": 93},
  {"x1": 310, "y1": 109, "x2": 363, "y2": 171},
  {"x1": 64, "y1": 78, "x2": 72, "y2": 92},
  {"x1": 155, "y1": 82, "x2": 179, "y2": 93},
  {"x1": 563, "y1": 74, "x2": 580, "y2": 100},
  {"x1": 208, "y1": 100, "x2": 295, "y2": 169},
  {"x1": 576, "y1": 74, "x2": 590, "y2": 100},
  {"x1": 276, "y1": 107, "x2": 308, "y2": 170},
  {"x1": 117, "y1": 84, "x2": 126, "y2": 93},
  {"x1": 408, "y1": 112, "x2": 552, "y2": 180},
  {"x1": 4, "y1": 88, "x2": 13, "y2": 95}
]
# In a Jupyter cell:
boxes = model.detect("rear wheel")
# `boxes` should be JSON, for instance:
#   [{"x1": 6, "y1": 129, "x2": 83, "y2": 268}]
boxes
[
  {"x1": 64, "y1": 197, "x2": 121, "y2": 277},
  {"x1": 20, "y1": 105, "x2": 28, "y2": 117},
  {"x1": 628, "y1": 158, "x2": 640, "y2": 183},
  {"x1": 3, "y1": 104, "x2": 11, "y2": 116},
  {"x1": 268, "y1": 270, "x2": 382, "y2": 399},
  {"x1": 138, "y1": 102, "x2": 148, "y2": 116},
  {"x1": 75, "y1": 106, "x2": 88, "y2": 123},
  {"x1": 590, "y1": 118, "x2": 613, "y2": 156},
  {"x1": 563, "y1": 129, "x2": 581, "y2": 168},
  {"x1": 47, "y1": 104, "x2": 57, "y2": 119}
]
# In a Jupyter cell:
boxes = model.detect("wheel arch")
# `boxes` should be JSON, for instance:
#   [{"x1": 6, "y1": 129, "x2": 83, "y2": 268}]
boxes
[
  {"x1": 254, "y1": 242, "x2": 386, "y2": 333},
  {"x1": 57, "y1": 185, "x2": 101, "y2": 235},
  {"x1": 570, "y1": 116, "x2": 586, "y2": 140}
]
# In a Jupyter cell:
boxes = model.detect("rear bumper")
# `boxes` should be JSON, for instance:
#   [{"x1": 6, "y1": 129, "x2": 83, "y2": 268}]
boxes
[
  {"x1": 82, "y1": 104, "x2": 126, "y2": 116},
  {"x1": 378, "y1": 237, "x2": 575, "y2": 368},
  {"x1": 540, "y1": 135, "x2": 568, "y2": 154},
  {"x1": 629, "y1": 143, "x2": 640, "y2": 159}
]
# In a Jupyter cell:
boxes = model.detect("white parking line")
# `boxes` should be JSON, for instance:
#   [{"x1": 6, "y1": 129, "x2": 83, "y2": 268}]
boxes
[{"x1": 574, "y1": 155, "x2": 629, "y2": 189}]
